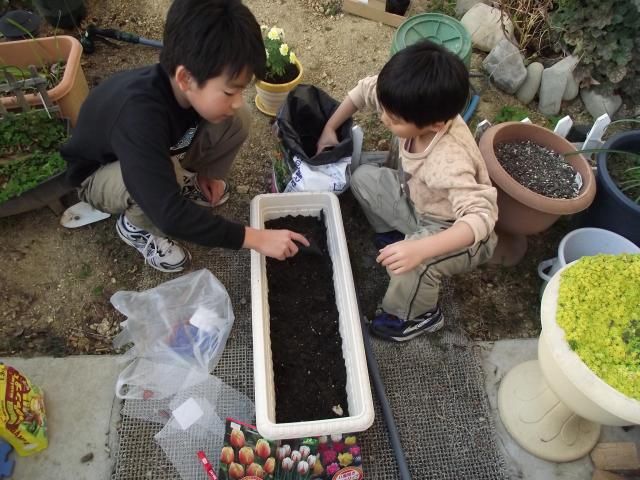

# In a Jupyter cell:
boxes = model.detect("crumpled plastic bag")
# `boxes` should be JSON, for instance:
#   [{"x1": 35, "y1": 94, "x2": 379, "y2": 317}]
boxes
[{"x1": 111, "y1": 269, "x2": 234, "y2": 400}]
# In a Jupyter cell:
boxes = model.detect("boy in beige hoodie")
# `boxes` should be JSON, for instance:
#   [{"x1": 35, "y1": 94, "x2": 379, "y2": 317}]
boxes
[{"x1": 317, "y1": 40, "x2": 498, "y2": 341}]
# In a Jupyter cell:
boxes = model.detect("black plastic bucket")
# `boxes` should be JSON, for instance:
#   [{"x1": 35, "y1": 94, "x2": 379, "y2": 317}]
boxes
[
  {"x1": 577, "y1": 131, "x2": 640, "y2": 246},
  {"x1": 32, "y1": 0, "x2": 86, "y2": 29}
]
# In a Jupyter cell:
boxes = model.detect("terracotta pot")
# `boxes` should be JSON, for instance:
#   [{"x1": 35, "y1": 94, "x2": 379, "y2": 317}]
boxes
[
  {"x1": 479, "y1": 122, "x2": 596, "y2": 265},
  {"x1": 0, "y1": 36, "x2": 88, "y2": 126},
  {"x1": 254, "y1": 59, "x2": 303, "y2": 117}
]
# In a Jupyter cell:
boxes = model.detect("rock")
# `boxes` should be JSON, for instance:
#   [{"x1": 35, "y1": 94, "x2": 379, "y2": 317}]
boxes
[
  {"x1": 483, "y1": 39, "x2": 527, "y2": 94},
  {"x1": 461, "y1": 3, "x2": 515, "y2": 52},
  {"x1": 538, "y1": 55, "x2": 579, "y2": 116},
  {"x1": 580, "y1": 87, "x2": 623, "y2": 119},
  {"x1": 516, "y1": 62, "x2": 544, "y2": 104},
  {"x1": 236, "y1": 185, "x2": 250, "y2": 194},
  {"x1": 563, "y1": 73, "x2": 579, "y2": 101},
  {"x1": 455, "y1": 0, "x2": 489, "y2": 17},
  {"x1": 81, "y1": 452, "x2": 94, "y2": 463}
]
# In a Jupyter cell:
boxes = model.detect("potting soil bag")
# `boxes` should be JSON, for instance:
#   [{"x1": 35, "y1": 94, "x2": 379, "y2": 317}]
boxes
[
  {"x1": 275, "y1": 84, "x2": 353, "y2": 194},
  {"x1": 0, "y1": 364, "x2": 48, "y2": 456}
]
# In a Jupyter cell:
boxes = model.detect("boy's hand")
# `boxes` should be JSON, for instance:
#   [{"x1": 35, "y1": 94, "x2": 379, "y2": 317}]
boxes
[
  {"x1": 376, "y1": 240, "x2": 427, "y2": 274},
  {"x1": 243, "y1": 227, "x2": 310, "y2": 260},
  {"x1": 197, "y1": 175, "x2": 226, "y2": 205},
  {"x1": 316, "y1": 126, "x2": 339, "y2": 154}
]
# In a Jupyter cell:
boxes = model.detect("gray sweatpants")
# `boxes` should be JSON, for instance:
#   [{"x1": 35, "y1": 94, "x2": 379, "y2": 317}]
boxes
[
  {"x1": 77, "y1": 105, "x2": 250, "y2": 236},
  {"x1": 350, "y1": 163, "x2": 497, "y2": 320}
]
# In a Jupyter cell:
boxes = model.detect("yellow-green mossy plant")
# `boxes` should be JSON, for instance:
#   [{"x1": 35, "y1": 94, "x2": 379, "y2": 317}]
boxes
[{"x1": 557, "y1": 254, "x2": 640, "y2": 400}]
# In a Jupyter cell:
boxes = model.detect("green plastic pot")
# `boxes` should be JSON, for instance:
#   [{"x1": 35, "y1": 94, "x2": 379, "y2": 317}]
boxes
[{"x1": 391, "y1": 13, "x2": 472, "y2": 68}]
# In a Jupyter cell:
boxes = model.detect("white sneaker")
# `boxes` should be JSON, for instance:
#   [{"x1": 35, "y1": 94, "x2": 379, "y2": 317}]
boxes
[
  {"x1": 181, "y1": 172, "x2": 230, "y2": 207},
  {"x1": 115, "y1": 214, "x2": 190, "y2": 273}
]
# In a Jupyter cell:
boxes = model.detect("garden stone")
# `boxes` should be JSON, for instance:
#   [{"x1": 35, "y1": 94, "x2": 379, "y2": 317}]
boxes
[
  {"x1": 455, "y1": 0, "x2": 490, "y2": 17},
  {"x1": 563, "y1": 73, "x2": 579, "y2": 101},
  {"x1": 580, "y1": 88, "x2": 623, "y2": 119},
  {"x1": 461, "y1": 3, "x2": 515, "y2": 53},
  {"x1": 538, "y1": 56, "x2": 579, "y2": 116},
  {"x1": 483, "y1": 38, "x2": 526, "y2": 94},
  {"x1": 516, "y1": 62, "x2": 543, "y2": 104}
]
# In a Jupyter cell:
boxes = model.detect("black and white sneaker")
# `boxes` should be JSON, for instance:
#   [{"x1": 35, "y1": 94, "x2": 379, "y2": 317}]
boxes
[
  {"x1": 181, "y1": 172, "x2": 230, "y2": 207},
  {"x1": 115, "y1": 214, "x2": 191, "y2": 273},
  {"x1": 370, "y1": 305, "x2": 444, "y2": 342}
]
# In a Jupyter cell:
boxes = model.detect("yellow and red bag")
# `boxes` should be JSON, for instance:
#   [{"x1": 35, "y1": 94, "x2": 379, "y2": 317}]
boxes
[{"x1": 0, "y1": 364, "x2": 48, "y2": 456}]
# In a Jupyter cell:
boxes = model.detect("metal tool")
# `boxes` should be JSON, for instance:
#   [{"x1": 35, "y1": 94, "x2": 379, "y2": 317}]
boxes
[{"x1": 80, "y1": 24, "x2": 163, "y2": 54}]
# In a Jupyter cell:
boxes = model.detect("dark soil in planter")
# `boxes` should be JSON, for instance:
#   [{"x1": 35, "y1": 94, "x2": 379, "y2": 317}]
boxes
[
  {"x1": 265, "y1": 214, "x2": 349, "y2": 424},
  {"x1": 607, "y1": 152, "x2": 640, "y2": 204},
  {"x1": 264, "y1": 62, "x2": 299, "y2": 84},
  {"x1": 496, "y1": 140, "x2": 581, "y2": 199}
]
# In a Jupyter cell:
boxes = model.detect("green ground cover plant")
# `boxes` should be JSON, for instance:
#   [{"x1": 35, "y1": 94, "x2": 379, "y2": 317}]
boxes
[
  {"x1": 557, "y1": 254, "x2": 640, "y2": 400},
  {"x1": 0, "y1": 110, "x2": 67, "y2": 204}
]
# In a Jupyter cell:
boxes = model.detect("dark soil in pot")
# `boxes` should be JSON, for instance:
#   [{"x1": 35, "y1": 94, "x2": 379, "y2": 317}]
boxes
[
  {"x1": 496, "y1": 140, "x2": 580, "y2": 199},
  {"x1": 264, "y1": 62, "x2": 299, "y2": 84},
  {"x1": 265, "y1": 214, "x2": 349, "y2": 424},
  {"x1": 607, "y1": 152, "x2": 640, "y2": 204}
]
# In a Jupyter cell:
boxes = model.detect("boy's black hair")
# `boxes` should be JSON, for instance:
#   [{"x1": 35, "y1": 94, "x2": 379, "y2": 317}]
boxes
[
  {"x1": 160, "y1": 0, "x2": 266, "y2": 85},
  {"x1": 377, "y1": 39, "x2": 469, "y2": 127}
]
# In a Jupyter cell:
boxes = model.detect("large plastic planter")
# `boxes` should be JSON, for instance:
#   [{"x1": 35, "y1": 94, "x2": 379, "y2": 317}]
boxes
[
  {"x1": 0, "y1": 35, "x2": 88, "y2": 126},
  {"x1": 578, "y1": 130, "x2": 640, "y2": 246},
  {"x1": 250, "y1": 192, "x2": 374, "y2": 440}
]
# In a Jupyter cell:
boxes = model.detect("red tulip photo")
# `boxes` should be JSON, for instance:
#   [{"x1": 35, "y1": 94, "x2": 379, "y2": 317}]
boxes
[
  {"x1": 228, "y1": 462, "x2": 245, "y2": 479},
  {"x1": 255, "y1": 438, "x2": 271, "y2": 459},
  {"x1": 246, "y1": 463, "x2": 265, "y2": 477},
  {"x1": 230, "y1": 428, "x2": 245, "y2": 449},
  {"x1": 238, "y1": 446, "x2": 255, "y2": 465},
  {"x1": 263, "y1": 457, "x2": 275, "y2": 474},
  {"x1": 220, "y1": 446, "x2": 234, "y2": 465}
]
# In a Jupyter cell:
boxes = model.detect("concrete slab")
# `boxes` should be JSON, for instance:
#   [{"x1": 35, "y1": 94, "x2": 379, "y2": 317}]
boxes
[
  {"x1": 0, "y1": 356, "x2": 121, "y2": 480},
  {"x1": 478, "y1": 339, "x2": 640, "y2": 480}
]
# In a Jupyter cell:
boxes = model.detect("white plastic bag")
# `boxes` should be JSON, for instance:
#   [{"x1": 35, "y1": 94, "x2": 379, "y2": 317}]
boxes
[
  {"x1": 284, "y1": 154, "x2": 351, "y2": 194},
  {"x1": 111, "y1": 269, "x2": 234, "y2": 400}
]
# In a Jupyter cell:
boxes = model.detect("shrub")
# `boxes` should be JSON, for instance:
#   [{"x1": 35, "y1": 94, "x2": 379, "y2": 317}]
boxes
[
  {"x1": 497, "y1": 0, "x2": 553, "y2": 56},
  {"x1": 550, "y1": 0, "x2": 640, "y2": 103}
]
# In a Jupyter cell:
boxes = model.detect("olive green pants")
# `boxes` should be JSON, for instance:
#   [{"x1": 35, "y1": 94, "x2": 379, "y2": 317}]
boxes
[
  {"x1": 350, "y1": 163, "x2": 497, "y2": 320},
  {"x1": 77, "y1": 106, "x2": 249, "y2": 236}
]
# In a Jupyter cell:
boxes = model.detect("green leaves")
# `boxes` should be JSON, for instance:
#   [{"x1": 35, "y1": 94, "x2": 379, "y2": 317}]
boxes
[
  {"x1": 551, "y1": 0, "x2": 640, "y2": 102},
  {"x1": 0, "y1": 110, "x2": 68, "y2": 204}
]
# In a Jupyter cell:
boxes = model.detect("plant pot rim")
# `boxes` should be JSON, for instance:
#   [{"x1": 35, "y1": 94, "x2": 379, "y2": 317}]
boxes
[
  {"x1": 596, "y1": 129, "x2": 640, "y2": 214},
  {"x1": 540, "y1": 260, "x2": 640, "y2": 424},
  {"x1": 0, "y1": 35, "x2": 83, "y2": 109},
  {"x1": 479, "y1": 122, "x2": 596, "y2": 215},
  {"x1": 255, "y1": 58, "x2": 303, "y2": 93}
]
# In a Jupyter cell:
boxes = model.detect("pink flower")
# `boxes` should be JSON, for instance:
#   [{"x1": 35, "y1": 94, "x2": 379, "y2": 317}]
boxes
[
  {"x1": 318, "y1": 443, "x2": 330, "y2": 453},
  {"x1": 321, "y1": 449, "x2": 337, "y2": 465},
  {"x1": 332, "y1": 441, "x2": 345, "y2": 453},
  {"x1": 326, "y1": 462, "x2": 340, "y2": 476},
  {"x1": 349, "y1": 446, "x2": 361, "y2": 456}
]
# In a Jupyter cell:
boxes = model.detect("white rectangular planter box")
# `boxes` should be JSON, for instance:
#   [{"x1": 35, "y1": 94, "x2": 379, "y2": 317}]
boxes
[{"x1": 250, "y1": 192, "x2": 374, "y2": 440}]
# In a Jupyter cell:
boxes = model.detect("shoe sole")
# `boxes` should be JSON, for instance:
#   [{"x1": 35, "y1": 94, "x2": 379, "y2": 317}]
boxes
[
  {"x1": 370, "y1": 314, "x2": 445, "y2": 342},
  {"x1": 116, "y1": 220, "x2": 191, "y2": 273},
  {"x1": 186, "y1": 182, "x2": 230, "y2": 208}
]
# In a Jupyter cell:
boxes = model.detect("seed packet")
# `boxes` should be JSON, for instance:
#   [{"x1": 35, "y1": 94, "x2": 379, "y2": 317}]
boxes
[
  {"x1": 0, "y1": 364, "x2": 48, "y2": 456},
  {"x1": 218, "y1": 418, "x2": 364, "y2": 479},
  {"x1": 217, "y1": 418, "x2": 277, "y2": 479}
]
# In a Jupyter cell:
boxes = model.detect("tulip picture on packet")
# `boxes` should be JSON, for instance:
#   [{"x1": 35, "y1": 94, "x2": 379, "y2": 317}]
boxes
[{"x1": 217, "y1": 418, "x2": 364, "y2": 480}]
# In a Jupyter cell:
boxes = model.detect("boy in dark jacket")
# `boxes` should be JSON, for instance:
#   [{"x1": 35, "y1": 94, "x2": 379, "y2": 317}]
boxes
[{"x1": 62, "y1": 0, "x2": 309, "y2": 272}]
